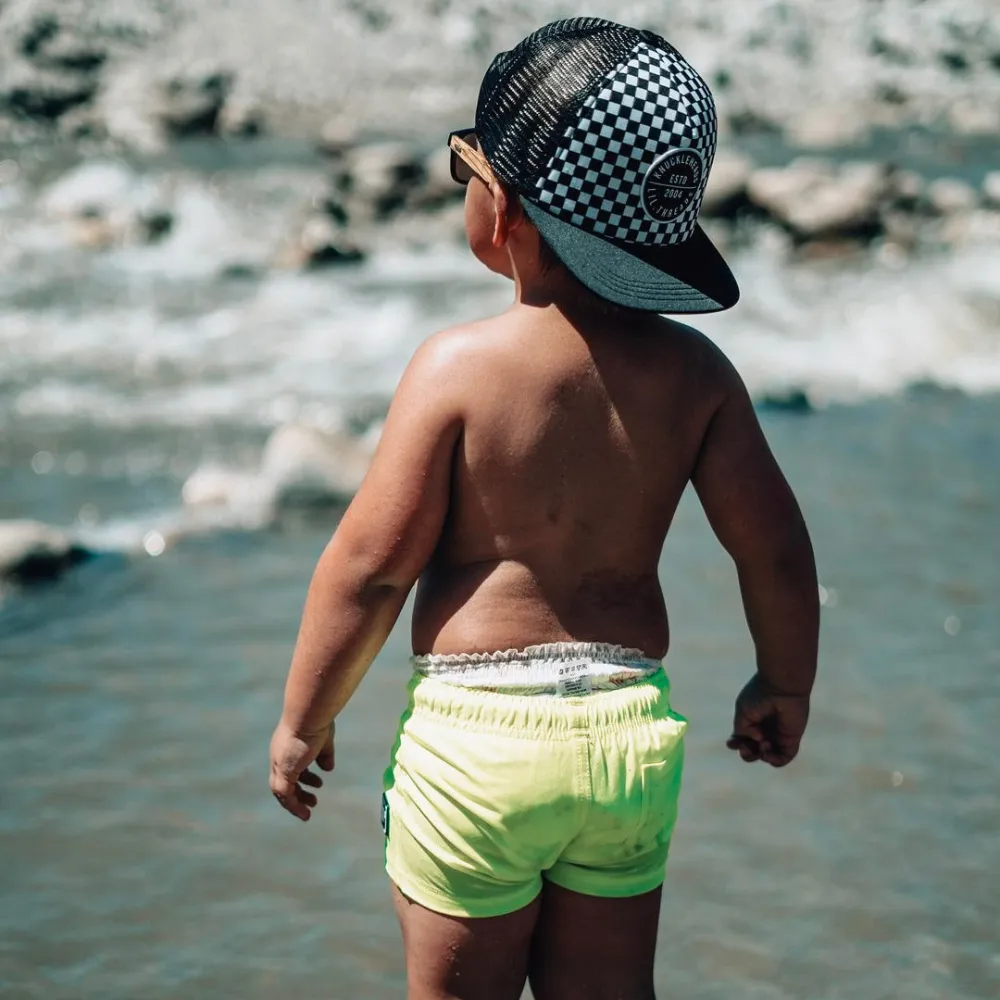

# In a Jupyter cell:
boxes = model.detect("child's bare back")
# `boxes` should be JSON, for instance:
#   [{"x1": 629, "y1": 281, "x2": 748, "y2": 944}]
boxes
[{"x1": 414, "y1": 307, "x2": 732, "y2": 659}]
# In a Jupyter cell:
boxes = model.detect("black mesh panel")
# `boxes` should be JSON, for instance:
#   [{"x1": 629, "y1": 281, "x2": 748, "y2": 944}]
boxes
[{"x1": 475, "y1": 18, "x2": 649, "y2": 191}]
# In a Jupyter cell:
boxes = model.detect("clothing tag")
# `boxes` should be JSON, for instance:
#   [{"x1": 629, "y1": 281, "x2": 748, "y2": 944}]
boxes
[
  {"x1": 555, "y1": 661, "x2": 594, "y2": 697},
  {"x1": 380, "y1": 792, "x2": 390, "y2": 839}
]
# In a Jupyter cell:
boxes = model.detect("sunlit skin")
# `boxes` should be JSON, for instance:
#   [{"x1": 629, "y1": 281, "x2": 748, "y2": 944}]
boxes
[{"x1": 268, "y1": 143, "x2": 819, "y2": 999}]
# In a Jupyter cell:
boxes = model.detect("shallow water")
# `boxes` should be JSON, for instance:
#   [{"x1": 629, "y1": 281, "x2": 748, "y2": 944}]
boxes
[
  {"x1": 2, "y1": 389, "x2": 998, "y2": 999},
  {"x1": 2, "y1": 137, "x2": 999, "y2": 996}
]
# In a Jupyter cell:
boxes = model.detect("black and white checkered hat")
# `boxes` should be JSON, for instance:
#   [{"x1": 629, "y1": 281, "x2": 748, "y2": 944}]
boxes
[{"x1": 476, "y1": 18, "x2": 739, "y2": 313}]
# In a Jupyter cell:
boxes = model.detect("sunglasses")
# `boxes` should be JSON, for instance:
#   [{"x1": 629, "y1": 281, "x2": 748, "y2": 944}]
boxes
[{"x1": 448, "y1": 128, "x2": 497, "y2": 187}]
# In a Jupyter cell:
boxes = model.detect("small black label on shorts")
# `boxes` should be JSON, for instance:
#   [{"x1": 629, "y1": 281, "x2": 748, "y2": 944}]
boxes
[{"x1": 380, "y1": 792, "x2": 390, "y2": 839}]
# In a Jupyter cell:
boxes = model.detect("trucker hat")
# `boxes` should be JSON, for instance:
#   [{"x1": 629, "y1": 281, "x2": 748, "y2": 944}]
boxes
[{"x1": 475, "y1": 17, "x2": 739, "y2": 313}]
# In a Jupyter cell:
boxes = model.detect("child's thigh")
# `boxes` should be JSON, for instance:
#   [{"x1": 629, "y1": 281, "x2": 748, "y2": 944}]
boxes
[
  {"x1": 527, "y1": 882, "x2": 663, "y2": 1000},
  {"x1": 393, "y1": 883, "x2": 541, "y2": 1000}
]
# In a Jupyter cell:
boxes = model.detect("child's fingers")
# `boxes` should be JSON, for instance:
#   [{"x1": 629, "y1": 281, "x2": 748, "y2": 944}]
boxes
[
  {"x1": 299, "y1": 769, "x2": 323, "y2": 788},
  {"x1": 271, "y1": 793, "x2": 306, "y2": 820},
  {"x1": 726, "y1": 735, "x2": 763, "y2": 762},
  {"x1": 270, "y1": 769, "x2": 316, "y2": 820},
  {"x1": 763, "y1": 741, "x2": 800, "y2": 768}
]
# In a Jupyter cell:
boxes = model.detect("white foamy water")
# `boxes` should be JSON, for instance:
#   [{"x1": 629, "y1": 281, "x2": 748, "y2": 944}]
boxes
[
  {"x1": 2, "y1": 171, "x2": 999, "y2": 437},
  {"x1": 1, "y1": 158, "x2": 999, "y2": 560},
  {"x1": 700, "y1": 240, "x2": 1000, "y2": 405}
]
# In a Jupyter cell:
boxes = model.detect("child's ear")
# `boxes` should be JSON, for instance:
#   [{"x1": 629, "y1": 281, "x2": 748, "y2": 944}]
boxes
[{"x1": 492, "y1": 182, "x2": 524, "y2": 249}]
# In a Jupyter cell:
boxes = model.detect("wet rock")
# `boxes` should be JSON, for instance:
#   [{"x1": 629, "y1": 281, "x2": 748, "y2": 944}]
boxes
[
  {"x1": 35, "y1": 34, "x2": 107, "y2": 73},
  {"x1": 135, "y1": 208, "x2": 174, "y2": 243},
  {"x1": 18, "y1": 14, "x2": 108, "y2": 73},
  {"x1": 0, "y1": 520, "x2": 91, "y2": 584},
  {"x1": 216, "y1": 262, "x2": 261, "y2": 282},
  {"x1": 702, "y1": 150, "x2": 752, "y2": 219},
  {"x1": 884, "y1": 168, "x2": 927, "y2": 212},
  {"x1": 154, "y1": 69, "x2": 233, "y2": 138},
  {"x1": 56, "y1": 103, "x2": 109, "y2": 141},
  {"x1": 926, "y1": 177, "x2": 980, "y2": 215},
  {"x1": 315, "y1": 185, "x2": 350, "y2": 227},
  {"x1": 280, "y1": 214, "x2": 365, "y2": 269},
  {"x1": 14, "y1": 9, "x2": 60, "y2": 59},
  {"x1": 759, "y1": 389, "x2": 813, "y2": 414},
  {"x1": 0, "y1": 5, "x2": 105, "y2": 121},
  {"x1": 0, "y1": 62, "x2": 96, "y2": 120},
  {"x1": 316, "y1": 116, "x2": 359, "y2": 158},
  {"x1": 344, "y1": 142, "x2": 427, "y2": 219},
  {"x1": 747, "y1": 159, "x2": 888, "y2": 242},
  {"x1": 217, "y1": 94, "x2": 264, "y2": 137}
]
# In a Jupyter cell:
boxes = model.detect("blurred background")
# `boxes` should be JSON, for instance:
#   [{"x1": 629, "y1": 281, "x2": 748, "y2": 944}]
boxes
[{"x1": 1, "y1": 2, "x2": 997, "y2": 998}]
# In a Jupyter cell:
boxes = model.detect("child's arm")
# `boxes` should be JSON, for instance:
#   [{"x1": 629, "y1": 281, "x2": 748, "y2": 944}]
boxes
[
  {"x1": 691, "y1": 361, "x2": 819, "y2": 768},
  {"x1": 270, "y1": 335, "x2": 464, "y2": 820}
]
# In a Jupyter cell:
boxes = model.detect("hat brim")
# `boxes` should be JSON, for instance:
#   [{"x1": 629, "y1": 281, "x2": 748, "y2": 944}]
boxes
[{"x1": 521, "y1": 198, "x2": 739, "y2": 314}]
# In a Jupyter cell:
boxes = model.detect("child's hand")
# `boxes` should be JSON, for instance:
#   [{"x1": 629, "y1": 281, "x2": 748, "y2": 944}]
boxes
[
  {"x1": 269, "y1": 720, "x2": 335, "y2": 821},
  {"x1": 726, "y1": 675, "x2": 810, "y2": 768}
]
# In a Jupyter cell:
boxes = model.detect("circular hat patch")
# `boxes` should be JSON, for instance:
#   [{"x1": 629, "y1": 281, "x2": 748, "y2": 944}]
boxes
[{"x1": 641, "y1": 148, "x2": 705, "y2": 223}]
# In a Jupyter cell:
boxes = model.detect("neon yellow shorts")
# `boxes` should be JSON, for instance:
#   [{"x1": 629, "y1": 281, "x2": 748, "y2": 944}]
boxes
[{"x1": 382, "y1": 657, "x2": 687, "y2": 918}]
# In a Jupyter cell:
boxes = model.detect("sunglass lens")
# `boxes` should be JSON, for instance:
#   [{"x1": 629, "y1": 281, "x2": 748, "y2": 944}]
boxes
[
  {"x1": 448, "y1": 130, "x2": 478, "y2": 185},
  {"x1": 451, "y1": 152, "x2": 472, "y2": 185}
]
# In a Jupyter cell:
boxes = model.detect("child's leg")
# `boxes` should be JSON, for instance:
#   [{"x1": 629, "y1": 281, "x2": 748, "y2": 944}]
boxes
[
  {"x1": 393, "y1": 883, "x2": 541, "y2": 1000},
  {"x1": 527, "y1": 883, "x2": 662, "y2": 1000}
]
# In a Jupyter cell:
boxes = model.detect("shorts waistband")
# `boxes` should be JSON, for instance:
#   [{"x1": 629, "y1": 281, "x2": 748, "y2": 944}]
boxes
[
  {"x1": 405, "y1": 666, "x2": 675, "y2": 738},
  {"x1": 414, "y1": 642, "x2": 661, "y2": 669},
  {"x1": 411, "y1": 642, "x2": 662, "y2": 696}
]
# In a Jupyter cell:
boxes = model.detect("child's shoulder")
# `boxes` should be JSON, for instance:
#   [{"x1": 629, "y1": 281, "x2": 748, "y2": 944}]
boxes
[
  {"x1": 404, "y1": 312, "x2": 741, "y2": 404},
  {"x1": 655, "y1": 316, "x2": 730, "y2": 363},
  {"x1": 624, "y1": 315, "x2": 742, "y2": 394},
  {"x1": 396, "y1": 317, "x2": 519, "y2": 409},
  {"x1": 407, "y1": 314, "x2": 531, "y2": 376}
]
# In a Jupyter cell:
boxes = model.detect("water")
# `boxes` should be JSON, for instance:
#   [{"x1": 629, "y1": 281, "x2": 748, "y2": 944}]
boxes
[
  {"x1": 2, "y1": 390, "x2": 998, "y2": 998},
  {"x1": 1, "y1": 147, "x2": 999, "y2": 997}
]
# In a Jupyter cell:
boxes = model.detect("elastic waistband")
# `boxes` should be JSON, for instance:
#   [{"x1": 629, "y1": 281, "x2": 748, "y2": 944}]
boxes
[
  {"x1": 405, "y1": 668, "x2": 675, "y2": 738},
  {"x1": 411, "y1": 641, "x2": 662, "y2": 696},
  {"x1": 413, "y1": 642, "x2": 661, "y2": 669}
]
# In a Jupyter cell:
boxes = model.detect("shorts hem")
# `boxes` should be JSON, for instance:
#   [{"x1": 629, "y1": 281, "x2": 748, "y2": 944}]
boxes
[
  {"x1": 386, "y1": 860, "x2": 541, "y2": 919},
  {"x1": 543, "y1": 867, "x2": 667, "y2": 900}
]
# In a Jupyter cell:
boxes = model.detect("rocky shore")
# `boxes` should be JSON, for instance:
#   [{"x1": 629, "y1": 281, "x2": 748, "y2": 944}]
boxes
[
  {"x1": 3, "y1": 1, "x2": 998, "y2": 275},
  {"x1": 29, "y1": 138, "x2": 1000, "y2": 274},
  {"x1": 2, "y1": 1, "x2": 1000, "y2": 152}
]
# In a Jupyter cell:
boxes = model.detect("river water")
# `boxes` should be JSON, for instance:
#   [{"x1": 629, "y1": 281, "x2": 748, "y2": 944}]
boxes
[{"x1": 1, "y1": 143, "x2": 998, "y2": 998}]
